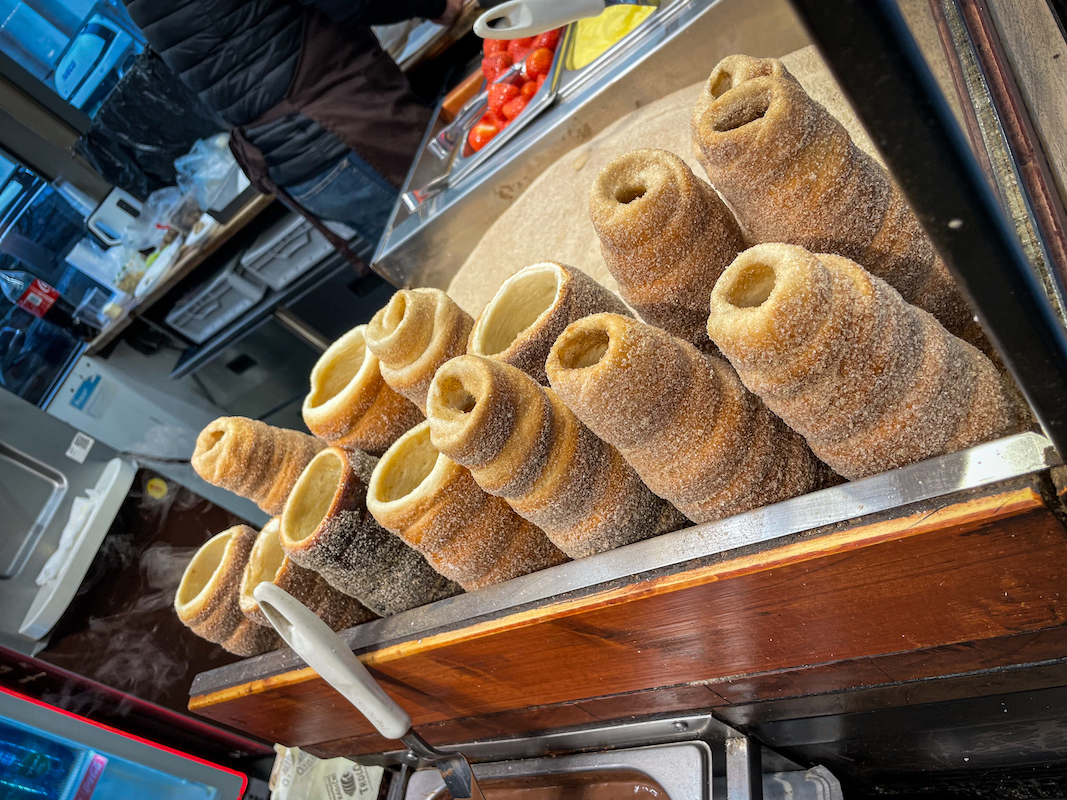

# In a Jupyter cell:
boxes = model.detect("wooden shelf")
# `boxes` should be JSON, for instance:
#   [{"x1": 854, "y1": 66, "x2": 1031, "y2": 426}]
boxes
[
  {"x1": 86, "y1": 194, "x2": 275, "y2": 355},
  {"x1": 187, "y1": 445, "x2": 1067, "y2": 757}
]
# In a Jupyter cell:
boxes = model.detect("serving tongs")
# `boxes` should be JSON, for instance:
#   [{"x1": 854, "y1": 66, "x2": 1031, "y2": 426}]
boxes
[
  {"x1": 428, "y1": 56, "x2": 530, "y2": 161},
  {"x1": 475, "y1": 0, "x2": 657, "y2": 39},
  {"x1": 254, "y1": 583, "x2": 486, "y2": 800}
]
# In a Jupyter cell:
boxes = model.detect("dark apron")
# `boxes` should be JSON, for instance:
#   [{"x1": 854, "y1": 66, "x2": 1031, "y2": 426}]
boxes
[{"x1": 230, "y1": 11, "x2": 431, "y2": 269}]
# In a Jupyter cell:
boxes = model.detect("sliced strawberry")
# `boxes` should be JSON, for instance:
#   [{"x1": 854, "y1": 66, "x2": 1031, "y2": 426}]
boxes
[
  {"x1": 482, "y1": 38, "x2": 507, "y2": 57},
  {"x1": 501, "y1": 95, "x2": 529, "y2": 121},
  {"x1": 520, "y1": 81, "x2": 538, "y2": 100},
  {"x1": 507, "y1": 36, "x2": 535, "y2": 63},
  {"x1": 532, "y1": 28, "x2": 562, "y2": 51},
  {"x1": 481, "y1": 53, "x2": 513, "y2": 83},
  {"x1": 468, "y1": 122, "x2": 499, "y2": 152},
  {"x1": 524, "y1": 47, "x2": 553, "y2": 80},
  {"x1": 488, "y1": 82, "x2": 520, "y2": 115}
]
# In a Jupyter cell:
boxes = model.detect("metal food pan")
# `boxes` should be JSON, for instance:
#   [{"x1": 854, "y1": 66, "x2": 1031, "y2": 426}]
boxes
[{"x1": 448, "y1": 24, "x2": 576, "y2": 185}]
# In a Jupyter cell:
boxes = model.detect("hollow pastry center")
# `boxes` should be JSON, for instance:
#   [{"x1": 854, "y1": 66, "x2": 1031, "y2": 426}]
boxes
[
  {"x1": 721, "y1": 262, "x2": 777, "y2": 308},
  {"x1": 556, "y1": 327, "x2": 610, "y2": 370},
  {"x1": 436, "y1": 375, "x2": 479, "y2": 417},
  {"x1": 177, "y1": 531, "x2": 231, "y2": 607},
  {"x1": 247, "y1": 527, "x2": 286, "y2": 590},
  {"x1": 615, "y1": 182, "x2": 646, "y2": 204},
  {"x1": 308, "y1": 330, "x2": 368, "y2": 408},
  {"x1": 380, "y1": 292, "x2": 407, "y2": 336},
  {"x1": 285, "y1": 451, "x2": 343, "y2": 543},
  {"x1": 473, "y1": 265, "x2": 562, "y2": 356},
  {"x1": 711, "y1": 89, "x2": 771, "y2": 132},
  {"x1": 375, "y1": 425, "x2": 441, "y2": 503},
  {"x1": 201, "y1": 428, "x2": 225, "y2": 455}
]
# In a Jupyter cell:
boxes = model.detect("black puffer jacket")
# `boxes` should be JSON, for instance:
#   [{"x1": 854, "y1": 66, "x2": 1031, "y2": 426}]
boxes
[{"x1": 123, "y1": 0, "x2": 445, "y2": 186}]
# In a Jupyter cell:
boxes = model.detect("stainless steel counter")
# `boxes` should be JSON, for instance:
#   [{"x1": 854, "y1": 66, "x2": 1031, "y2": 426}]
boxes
[
  {"x1": 373, "y1": 0, "x2": 810, "y2": 289},
  {"x1": 0, "y1": 389, "x2": 122, "y2": 656}
]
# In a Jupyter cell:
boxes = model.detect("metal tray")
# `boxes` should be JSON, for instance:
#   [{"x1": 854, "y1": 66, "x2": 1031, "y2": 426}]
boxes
[
  {"x1": 0, "y1": 442, "x2": 67, "y2": 579},
  {"x1": 446, "y1": 25, "x2": 576, "y2": 187}
]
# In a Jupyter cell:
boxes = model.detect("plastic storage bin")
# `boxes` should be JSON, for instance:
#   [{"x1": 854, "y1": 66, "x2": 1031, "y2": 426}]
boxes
[
  {"x1": 240, "y1": 213, "x2": 337, "y2": 290},
  {"x1": 165, "y1": 256, "x2": 265, "y2": 343}
]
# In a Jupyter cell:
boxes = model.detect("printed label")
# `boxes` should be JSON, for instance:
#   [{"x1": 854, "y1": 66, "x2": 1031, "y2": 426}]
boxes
[
  {"x1": 72, "y1": 753, "x2": 108, "y2": 800},
  {"x1": 70, "y1": 375, "x2": 100, "y2": 411},
  {"x1": 15, "y1": 279, "x2": 59, "y2": 317},
  {"x1": 65, "y1": 432, "x2": 95, "y2": 464}
]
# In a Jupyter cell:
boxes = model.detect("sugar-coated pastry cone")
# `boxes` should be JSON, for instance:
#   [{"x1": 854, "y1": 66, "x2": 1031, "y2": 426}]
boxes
[
  {"x1": 588, "y1": 149, "x2": 745, "y2": 345},
  {"x1": 427, "y1": 355, "x2": 687, "y2": 558},
  {"x1": 303, "y1": 324, "x2": 424, "y2": 456},
  {"x1": 468, "y1": 262, "x2": 631, "y2": 385},
  {"x1": 175, "y1": 525, "x2": 282, "y2": 657},
  {"x1": 238, "y1": 518, "x2": 376, "y2": 631},
  {"x1": 706, "y1": 244, "x2": 1023, "y2": 479},
  {"x1": 367, "y1": 421, "x2": 568, "y2": 590},
  {"x1": 691, "y1": 55, "x2": 983, "y2": 347},
  {"x1": 366, "y1": 289, "x2": 474, "y2": 413},
  {"x1": 192, "y1": 417, "x2": 325, "y2": 516},
  {"x1": 546, "y1": 313, "x2": 833, "y2": 522},
  {"x1": 279, "y1": 446, "x2": 461, "y2": 615}
]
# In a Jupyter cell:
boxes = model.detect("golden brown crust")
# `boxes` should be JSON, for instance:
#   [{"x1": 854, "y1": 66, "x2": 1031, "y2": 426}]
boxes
[
  {"x1": 426, "y1": 355, "x2": 687, "y2": 558},
  {"x1": 191, "y1": 418, "x2": 325, "y2": 516},
  {"x1": 588, "y1": 149, "x2": 744, "y2": 346},
  {"x1": 279, "y1": 446, "x2": 461, "y2": 615},
  {"x1": 366, "y1": 289, "x2": 474, "y2": 413},
  {"x1": 468, "y1": 262, "x2": 631, "y2": 385},
  {"x1": 302, "y1": 325, "x2": 424, "y2": 456},
  {"x1": 175, "y1": 525, "x2": 282, "y2": 657},
  {"x1": 367, "y1": 422, "x2": 567, "y2": 590},
  {"x1": 546, "y1": 313, "x2": 834, "y2": 522},
  {"x1": 239, "y1": 519, "x2": 376, "y2": 631},
  {"x1": 706, "y1": 243, "x2": 1023, "y2": 479},
  {"x1": 691, "y1": 55, "x2": 983, "y2": 347}
]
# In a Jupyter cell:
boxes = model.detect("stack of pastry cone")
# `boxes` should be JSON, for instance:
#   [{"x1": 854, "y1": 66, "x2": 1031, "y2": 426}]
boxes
[
  {"x1": 279, "y1": 446, "x2": 461, "y2": 615},
  {"x1": 191, "y1": 417, "x2": 324, "y2": 516},
  {"x1": 691, "y1": 54, "x2": 983, "y2": 347},
  {"x1": 365, "y1": 288, "x2": 474, "y2": 412},
  {"x1": 302, "y1": 324, "x2": 423, "y2": 456},
  {"x1": 238, "y1": 518, "x2": 376, "y2": 631},
  {"x1": 588, "y1": 148, "x2": 745, "y2": 346},
  {"x1": 706, "y1": 243, "x2": 1023, "y2": 479},
  {"x1": 547, "y1": 313, "x2": 833, "y2": 522},
  {"x1": 467, "y1": 262, "x2": 631, "y2": 384},
  {"x1": 427, "y1": 355, "x2": 687, "y2": 558},
  {"x1": 367, "y1": 421, "x2": 567, "y2": 590},
  {"x1": 175, "y1": 525, "x2": 282, "y2": 656}
]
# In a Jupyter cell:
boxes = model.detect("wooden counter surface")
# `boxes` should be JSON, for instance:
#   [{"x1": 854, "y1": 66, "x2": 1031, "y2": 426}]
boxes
[{"x1": 188, "y1": 473, "x2": 1067, "y2": 756}]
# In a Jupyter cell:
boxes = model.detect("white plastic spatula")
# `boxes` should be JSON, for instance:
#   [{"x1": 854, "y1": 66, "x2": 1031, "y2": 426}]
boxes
[
  {"x1": 474, "y1": 0, "x2": 656, "y2": 40},
  {"x1": 253, "y1": 583, "x2": 486, "y2": 799}
]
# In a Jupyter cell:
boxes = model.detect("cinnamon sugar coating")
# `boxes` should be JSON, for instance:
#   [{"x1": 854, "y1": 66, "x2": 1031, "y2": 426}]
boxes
[
  {"x1": 192, "y1": 417, "x2": 325, "y2": 516},
  {"x1": 427, "y1": 355, "x2": 687, "y2": 558},
  {"x1": 366, "y1": 288, "x2": 474, "y2": 413},
  {"x1": 547, "y1": 313, "x2": 834, "y2": 522},
  {"x1": 175, "y1": 525, "x2": 282, "y2": 657},
  {"x1": 239, "y1": 518, "x2": 376, "y2": 631},
  {"x1": 691, "y1": 55, "x2": 984, "y2": 347},
  {"x1": 589, "y1": 149, "x2": 744, "y2": 346},
  {"x1": 303, "y1": 324, "x2": 423, "y2": 456},
  {"x1": 468, "y1": 262, "x2": 631, "y2": 385},
  {"x1": 706, "y1": 244, "x2": 1023, "y2": 479},
  {"x1": 280, "y1": 447, "x2": 461, "y2": 615},
  {"x1": 367, "y1": 421, "x2": 567, "y2": 590}
]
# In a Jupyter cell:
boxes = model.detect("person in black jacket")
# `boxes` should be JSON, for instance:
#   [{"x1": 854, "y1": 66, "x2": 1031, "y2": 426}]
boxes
[{"x1": 122, "y1": 0, "x2": 461, "y2": 250}]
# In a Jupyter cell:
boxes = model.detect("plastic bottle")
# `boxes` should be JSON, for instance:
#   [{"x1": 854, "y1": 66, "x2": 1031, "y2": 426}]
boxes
[{"x1": 0, "y1": 271, "x2": 97, "y2": 341}]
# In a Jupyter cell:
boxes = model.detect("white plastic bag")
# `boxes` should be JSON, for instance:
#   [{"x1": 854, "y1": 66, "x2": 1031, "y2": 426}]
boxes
[
  {"x1": 175, "y1": 134, "x2": 241, "y2": 210},
  {"x1": 122, "y1": 187, "x2": 183, "y2": 251}
]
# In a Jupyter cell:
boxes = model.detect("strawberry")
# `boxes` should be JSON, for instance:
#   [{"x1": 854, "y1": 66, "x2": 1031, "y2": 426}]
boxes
[
  {"x1": 536, "y1": 73, "x2": 547, "y2": 90},
  {"x1": 532, "y1": 28, "x2": 562, "y2": 51},
  {"x1": 481, "y1": 53, "x2": 513, "y2": 83},
  {"x1": 488, "y1": 82, "x2": 520, "y2": 115},
  {"x1": 507, "y1": 36, "x2": 535, "y2": 63},
  {"x1": 520, "y1": 81, "x2": 538, "y2": 100},
  {"x1": 468, "y1": 122, "x2": 499, "y2": 152},
  {"x1": 524, "y1": 47, "x2": 553, "y2": 80},
  {"x1": 482, "y1": 38, "x2": 507, "y2": 57},
  {"x1": 501, "y1": 95, "x2": 529, "y2": 121}
]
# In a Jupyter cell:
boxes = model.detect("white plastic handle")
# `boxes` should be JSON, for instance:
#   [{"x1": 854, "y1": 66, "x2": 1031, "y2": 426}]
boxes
[
  {"x1": 253, "y1": 583, "x2": 412, "y2": 740},
  {"x1": 474, "y1": 0, "x2": 605, "y2": 39}
]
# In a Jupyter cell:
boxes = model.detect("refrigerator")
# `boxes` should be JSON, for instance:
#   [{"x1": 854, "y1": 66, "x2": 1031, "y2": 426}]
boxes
[{"x1": 0, "y1": 684, "x2": 246, "y2": 799}]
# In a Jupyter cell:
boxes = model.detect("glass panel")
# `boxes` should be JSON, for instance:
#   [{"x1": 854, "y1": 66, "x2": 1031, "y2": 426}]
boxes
[{"x1": 0, "y1": 1, "x2": 144, "y2": 117}]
